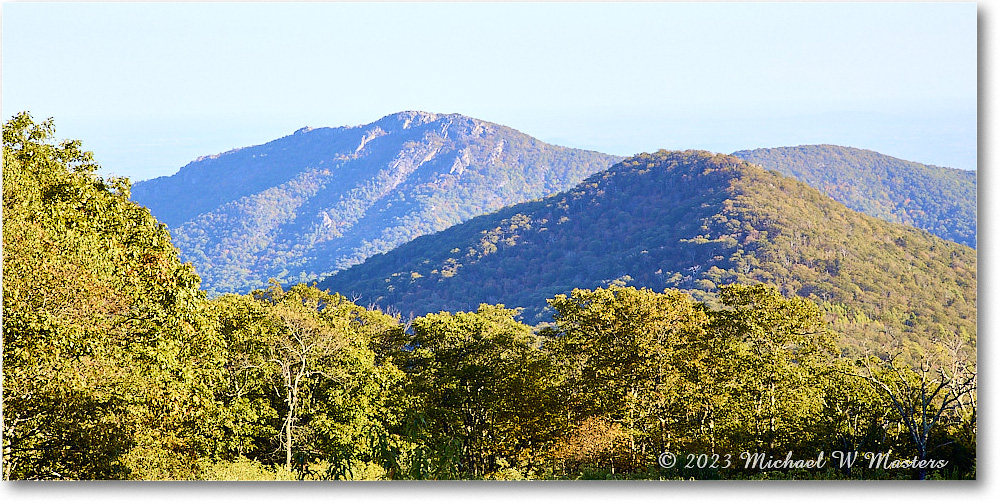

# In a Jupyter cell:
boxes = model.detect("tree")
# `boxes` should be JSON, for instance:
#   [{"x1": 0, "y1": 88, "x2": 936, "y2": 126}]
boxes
[
  {"x1": 399, "y1": 304, "x2": 559, "y2": 478},
  {"x1": 3, "y1": 112, "x2": 218, "y2": 479},
  {"x1": 849, "y1": 348, "x2": 976, "y2": 479},
  {"x1": 207, "y1": 282, "x2": 405, "y2": 477},
  {"x1": 542, "y1": 286, "x2": 708, "y2": 469},
  {"x1": 264, "y1": 286, "x2": 346, "y2": 470},
  {"x1": 699, "y1": 283, "x2": 837, "y2": 454},
  {"x1": 814, "y1": 362, "x2": 895, "y2": 466},
  {"x1": 204, "y1": 294, "x2": 282, "y2": 462}
]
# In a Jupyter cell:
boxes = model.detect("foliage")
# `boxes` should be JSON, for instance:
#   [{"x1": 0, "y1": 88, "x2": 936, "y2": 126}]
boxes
[
  {"x1": 3, "y1": 115, "x2": 974, "y2": 481},
  {"x1": 733, "y1": 144, "x2": 976, "y2": 248},
  {"x1": 848, "y1": 345, "x2": 976, "y2": 479},
  {"x1": 132, "y1": 111, "x2": 621, "y2": 294},
  {"x1": 535, "y1": 285, "x2": 974, "y2": 480},
  {"x1": 394, "y1": 304, "x2": 561, "y2": 479},
  {"x1": 542, "y1": 286, "x2": 707, "y2": 462},
  {"x1": 549, "y1": 417, "x2": 641, "y2": 476},
  {"x1": 3, "y1": 113, "x2": 219, "y2": 479},
  {"x1": 198, "y1": 457, "x2": 296, "y2": 481},
  {"x1": 206, "y1": 283, "x2": 405, "y2": 473},
  {"x1": 540, "y1": 285, "x2": 838, "y2": 470},
  {"x1": 320, "y1": 150, "x2": 976, "y2": 364},
  {"x1": 695, "y1": 284, "x2": 838, "y2": 454}
]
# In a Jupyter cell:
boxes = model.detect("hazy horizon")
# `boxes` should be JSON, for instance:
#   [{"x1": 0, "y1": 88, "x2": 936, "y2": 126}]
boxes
[{"x1": 3, "y1": 2, "x2": 978, "y2": 180}]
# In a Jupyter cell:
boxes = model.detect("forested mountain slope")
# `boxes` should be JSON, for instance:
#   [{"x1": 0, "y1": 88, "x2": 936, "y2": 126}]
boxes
[
  {"x1": 131, "y1": 111, "x2": 621, "y2": 293},
  {"x1": 6, "y1": 115, "x2": 975, "y2": 480},
  {"x1": 321, "y1": 150, "x2": 976, "y2": 357},
  {"x1": 733, "y1": 145, "x2": 976, "y2": 247}
]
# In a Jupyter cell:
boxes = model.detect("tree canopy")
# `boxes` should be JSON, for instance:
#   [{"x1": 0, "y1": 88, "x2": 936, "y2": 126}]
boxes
[
  {"x1": 3, "y1": 112, "x2": 216, "y2": 479},
  {"x1": 733, "y1": 144, "x2": 976, "y2": 248}
]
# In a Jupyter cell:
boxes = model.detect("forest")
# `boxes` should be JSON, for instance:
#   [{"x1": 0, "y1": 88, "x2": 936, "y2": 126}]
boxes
[
  {"x1": 130, "y1": 111, "x2": 620, "y2": 295},
  {"x1": 321, "y1": 150, "x2": 977, "y2": 367},
  {"x1": 2, "y1": 114, "x2": 976, "y2": 480},
  {"x1": 734, "y1": 145, "x2": 977, "y2": 248}
]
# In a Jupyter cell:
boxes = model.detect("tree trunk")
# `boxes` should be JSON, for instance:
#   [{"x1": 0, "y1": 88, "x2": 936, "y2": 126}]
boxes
[{"x1": 285, "y1": 386, "x2": 294, "y2": 471}]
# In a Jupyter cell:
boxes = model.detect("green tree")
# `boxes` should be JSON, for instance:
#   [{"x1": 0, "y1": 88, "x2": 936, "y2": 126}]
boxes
[
  {"x1": 208, "y1": 282, "x2": 405, "y2": 477},
  {"x1": 3, "y1": 112, "x2": 219, "y2": 479},
  {"x1": 699, "y1": 284, "x2": 837, "y2": 454},
  {"x1": 814, "y1": 362, "x2": 895, "y2": 463},
  {"x1": 399, "y1": 304, "x2": 559, "y2": 478},
  {"x1": 849, "y1": 349, "x2": 976, "y2": 479},
  {"x1": 542, "y1": 286, "x2": 709, "y2": 470},
  {"x1": 204, "y1": 294, "x2": 282, "y2": 462}
]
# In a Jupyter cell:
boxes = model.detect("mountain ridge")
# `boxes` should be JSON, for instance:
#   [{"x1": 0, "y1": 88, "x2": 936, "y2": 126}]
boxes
[
  {"x1": 131, "y1": 111, "x2": 623, "y2": 293},
  {"x1": 732, "y1": 144, "x2": 976, "y2": 247},
  {"x1": 131, "y1": 113, "x2": 976, "y2": 299},
  {"x1": 319, "y1": 149, "x2": 975, "y2": 357}
]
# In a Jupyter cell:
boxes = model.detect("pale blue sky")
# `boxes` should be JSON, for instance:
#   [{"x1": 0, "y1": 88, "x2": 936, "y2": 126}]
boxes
[{"x1": 3, "y1": 1, "x2": 978, "y2": 180}]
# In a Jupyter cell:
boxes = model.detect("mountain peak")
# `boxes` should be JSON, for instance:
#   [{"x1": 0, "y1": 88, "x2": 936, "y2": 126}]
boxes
[
  {"x1": 376, "y1": 110, "x2": 446, "y2": 129},
  {"x1": 131, "y1": 112, "x2": 622, "y2": 293},
  {"x1": 320, "y1": 148, "x2": 975, "y2": 357}
]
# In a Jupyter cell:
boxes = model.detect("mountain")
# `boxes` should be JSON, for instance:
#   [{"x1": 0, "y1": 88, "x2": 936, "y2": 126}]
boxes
[
  {"x1": 130, "y1": 111, "x2": 622, "y2": 293},
  {"x1": 319, "y1": 150, "x2": 976, "y2": 357},
  {"x1": 732, "y1": 145, "x2": 976, "y2": 248}
]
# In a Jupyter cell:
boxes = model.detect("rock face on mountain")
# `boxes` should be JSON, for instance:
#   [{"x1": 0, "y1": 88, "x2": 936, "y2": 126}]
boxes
[
  {"x1": 733, "y1": 144, "x2": 976, "y2": 248},
  {"x1": 320, "y1": 150, "x2": 976, "y2": 356},
  {"x1": 131, "y1": 111, "x2": 622, "y2": 293}
]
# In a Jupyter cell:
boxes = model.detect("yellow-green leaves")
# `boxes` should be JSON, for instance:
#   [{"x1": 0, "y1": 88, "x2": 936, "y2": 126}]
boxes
[
  {"x1": 401, "y1": 305, "x2": 557, "y2": 478},
  {"x1": 3, "y1": 113, "x2": 213, "y2": 479}
]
